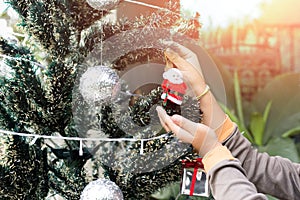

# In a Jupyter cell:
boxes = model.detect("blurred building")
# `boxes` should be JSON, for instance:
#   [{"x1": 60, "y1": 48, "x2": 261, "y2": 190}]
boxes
[
  {"x1": 258, "y1": 0, "x2": 300, "y2": 73},
  {"x1": 200, "y1": 0, "x2": 300, "y2": 101}
]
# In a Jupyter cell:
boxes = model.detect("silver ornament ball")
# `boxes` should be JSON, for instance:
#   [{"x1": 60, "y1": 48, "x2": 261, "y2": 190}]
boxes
[
  {"x1": 79, "y1": 65, "x2": 119, "y2": 104},
  {"x1": 80, "y1": 179, "x2": 124, "y2": 200},
  {"x1": 86, "y1": 0, "x2": 121, "y2": 10}
]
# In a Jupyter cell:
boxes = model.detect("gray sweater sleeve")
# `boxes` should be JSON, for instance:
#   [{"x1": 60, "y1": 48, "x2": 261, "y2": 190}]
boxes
[
  {"x1": 218, "y1": 127, "x2": 300, "y2": 200},
  {"x1": 208, "y1": 159, "x2": 268, "y2": 200}
]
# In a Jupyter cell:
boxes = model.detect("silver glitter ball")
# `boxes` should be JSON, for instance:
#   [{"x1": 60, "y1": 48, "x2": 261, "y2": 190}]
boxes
[
  {"x1": 80, "y1": 179, "x2": 124, "y2": 200},
  {"x1": 79, "y1": 65, "x2": 119, "y2": 104},
  {"x1": 86, "y1": 0, "x2": 121, "y2": 10}
]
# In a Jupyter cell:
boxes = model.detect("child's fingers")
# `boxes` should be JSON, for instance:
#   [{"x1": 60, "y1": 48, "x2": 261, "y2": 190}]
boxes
[
  {"x1": 164, "y1": 49, "x2": 194, "y2": 71},
  {"x1": 156, "y1": 106, "x2": 173, "y2": 132},
  {"x1": 176, "y1": 128, "x2": 194, "y2": 143},
  {"x1": 156, "y1": 106, "x2": 181, "y2": 133},
  {"x1": 156, "y1": 106, "x2": 194, "y2": 143},
  {"x1": 157, "y1": 112, "x2": 170, "y2": 132},
  {"x1": 171, "y1": 114, "x2": 198, "y2": 137}
]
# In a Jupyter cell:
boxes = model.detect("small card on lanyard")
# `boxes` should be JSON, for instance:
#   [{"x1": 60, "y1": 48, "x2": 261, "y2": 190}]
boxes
[{"x1": 180, "y1": 158, "x2": 210, "y2": 197}]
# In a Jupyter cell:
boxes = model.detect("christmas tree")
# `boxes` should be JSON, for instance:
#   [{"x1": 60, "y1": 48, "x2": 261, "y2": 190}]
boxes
[{"x1": 0, "y1": 0, "x2": 203, "y2": 199}]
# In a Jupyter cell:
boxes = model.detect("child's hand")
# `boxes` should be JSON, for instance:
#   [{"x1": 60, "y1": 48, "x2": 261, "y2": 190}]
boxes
[
  {"x1": 156, "y1": 106, "x2": 219, "y2": 157},
  {"x1": 164, "y1": 42, "x2": 206, "y2": 97}
]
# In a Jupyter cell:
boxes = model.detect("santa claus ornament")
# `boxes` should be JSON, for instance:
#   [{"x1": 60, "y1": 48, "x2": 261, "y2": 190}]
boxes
[{"x1": 161, "y1": 68, "x2": 187, "y2": 106}]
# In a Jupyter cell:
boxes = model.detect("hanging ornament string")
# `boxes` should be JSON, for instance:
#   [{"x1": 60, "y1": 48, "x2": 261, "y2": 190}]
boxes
[
  {"x1": 0, "y1": 129, "x2": 173, "y2": 155},
  {"x1": 100, "y1": 10, "x2": 104, "y2": 67},
  {"x1": 97, "y1": 9, "x2": 105, "y2": 132}
]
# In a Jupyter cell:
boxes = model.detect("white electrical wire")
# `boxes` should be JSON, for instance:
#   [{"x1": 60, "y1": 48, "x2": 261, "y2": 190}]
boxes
[
  {"x1": 0, "y1": 128, "x2": 171, "y2": 142},
  {"x1": 0, "y1": 129, "x2": 173, "y2": 155}
]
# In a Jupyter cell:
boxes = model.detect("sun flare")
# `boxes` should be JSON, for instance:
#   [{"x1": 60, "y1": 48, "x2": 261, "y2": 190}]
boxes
[{"x1": 181, "y1": 0, "x2": 270, "y2": 28}]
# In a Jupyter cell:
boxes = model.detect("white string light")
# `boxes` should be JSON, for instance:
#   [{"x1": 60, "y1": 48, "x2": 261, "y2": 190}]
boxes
[
  {"x1": 0, "y1": 129, "x2": 173, "y2": 155},
  {"x1": 79, "y1": 139, "x2": 83, "y2": 156},
  {"x1": 0, "y1": 129, "x2": 171, "y2": 142},
  {"x1": 140, "y1": 139, "x2": 144, "y2": 155}
]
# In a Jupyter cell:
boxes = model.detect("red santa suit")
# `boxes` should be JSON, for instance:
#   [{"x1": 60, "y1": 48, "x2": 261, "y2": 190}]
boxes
[{"x1": 161, "y1": 68, "x2": 187, "y2": 105}]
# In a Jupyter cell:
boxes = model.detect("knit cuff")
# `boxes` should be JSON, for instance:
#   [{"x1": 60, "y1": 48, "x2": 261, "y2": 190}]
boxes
[
  {"x1": 215, "y1": 115, "x2": 236, "y2": 143},
  {"x1": 202, "y1": 145, "x2": 235, "y2": 173}
]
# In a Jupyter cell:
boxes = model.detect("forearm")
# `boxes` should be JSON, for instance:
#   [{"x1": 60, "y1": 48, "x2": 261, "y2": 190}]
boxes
[
  {"x1": 202, "y1": 144, "x2": 267, "y2": 200},
  {"x1": 196, "y1": 85, "x2": 227, "y2": 130},
  {"x1": 208, "y1": 159, "x2": 268, "y2": 200},
  {"x1": 224, "y1": 128, "x2": 300, "y2": 199}
]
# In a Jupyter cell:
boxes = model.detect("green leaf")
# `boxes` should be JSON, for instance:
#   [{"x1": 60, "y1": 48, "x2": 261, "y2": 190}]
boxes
[
  {"x1": 259, "y1": 137, "x2": 299, "y2": 162},
  {"x1": 220, "y1": 103, "x2": 254, "y2": 143},
  {"x1": 233, "y1": 70, "x2": 244, "y2": 126},
  {"x1": 250, "y1": 112, "x2": 265, "y2": 146},
  {"x1": 251, "y1": 73, "x2": 300, "y2": 140},
  {"x1": 219, "y1": 103, "x2": 238, "y2": 123},
  {"x1": 151, "y1": 182, "x2": 179, "y2": 199},
  {"x1": 282, "y1": 126, "x2": 300, "y2": 138},
  {"x1": 266, "y1": 194, "x2": 280, "y2": 200},
  {"x1": 263, "y1": 101, "x2": 272, "y2": 123}
]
